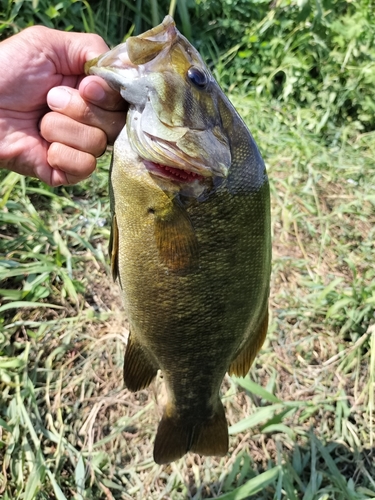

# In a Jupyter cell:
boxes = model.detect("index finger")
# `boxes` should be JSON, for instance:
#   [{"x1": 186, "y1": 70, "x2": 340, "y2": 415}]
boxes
[{"x1": 79, "y1": 75, "x2": 127, "y2": 112}]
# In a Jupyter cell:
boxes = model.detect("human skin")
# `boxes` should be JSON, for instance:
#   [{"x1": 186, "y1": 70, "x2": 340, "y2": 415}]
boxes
[{"x1": 0, "y1": 26, "x2": 126, "y2": 186}]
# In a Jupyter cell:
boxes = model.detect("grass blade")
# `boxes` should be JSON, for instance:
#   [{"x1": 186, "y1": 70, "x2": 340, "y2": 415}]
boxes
[
  {"x1": 0, "y1": 301, "x2": 63, "y2": 313},
  {"x1": 232, "y1": 376, "x2": 282, "y2": 404},
  {"x1": 229, "y1": 404, "x2": 283, "y2": 434},
  {"x1": 216, "y1": 466, "x2": 281, "y2": 499}
]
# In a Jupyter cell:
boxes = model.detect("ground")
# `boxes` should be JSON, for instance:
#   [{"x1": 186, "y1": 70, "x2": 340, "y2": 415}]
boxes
[{"x1": 1, "y1": 96, "x2": 375, "y2": 499}]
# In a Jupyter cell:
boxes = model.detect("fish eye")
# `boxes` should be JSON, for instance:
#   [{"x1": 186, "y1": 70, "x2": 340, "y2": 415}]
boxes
[{"x1": 187, "y1": 66, "x2": 208, "y2": 88}]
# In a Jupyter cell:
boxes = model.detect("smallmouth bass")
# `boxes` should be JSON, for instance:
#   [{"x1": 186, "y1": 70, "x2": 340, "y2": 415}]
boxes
[{"x1": 86, "y1": 16, "x2": 271, "y2": 464}]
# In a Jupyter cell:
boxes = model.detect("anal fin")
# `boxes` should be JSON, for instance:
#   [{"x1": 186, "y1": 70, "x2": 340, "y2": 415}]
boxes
[
  {"x1": 153, "y1": 400, "x2": 228, "y2": 464},
  {"x1": 124, "y1": 333, "x2": 158, "y2": 392},
  {"x1": 228, "y1": 310, "x2": 269, "y2": 377}
]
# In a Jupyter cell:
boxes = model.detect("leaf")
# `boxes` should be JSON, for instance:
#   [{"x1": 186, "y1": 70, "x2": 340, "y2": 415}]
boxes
[
  {"x1": 326, "y1": 298, "x2": 353, "y2": 318},
  {"x1": 0, "y1": 301, "x2": 63, "y2": 313},
  {"x1": 0, "y1": 358, "x2": 25, "y2": 369},
  {"x1": 0, "y1": 263, "x2": 56, "y2": 279},
  {"x1": 232, "y1": 376, "x2": 281, "y2": 404},
  {"x1": 75, "y1": 455, "x2": 85, "y2": 498},
  {"x1": 0, "y1": 171, "x2": 21, "y2": 209},
  {"x1": 60, "y1": 270, "x2": 79, "y2": 304},
  {"x1": 24, "y1": 448, "x2": 44, "y2": 500},
  {"x1": 229, "y1": 404, "x2": 283, "y2": 435},
  {"x1": 0, "y1": 417, "x2": 13, "y2": 432},
  {"x1": 53, "y1": 230, "x2": 71, "y2": 259},
  {"x1": 215, "y1": 466, "x2": 281, "y2": 499},
  {"x1": 47, "y1": 470, "x2": 69, "y2": 500},
  {"x1": 314, "y1": 437, "x2": 359, "y2": 499},
  {"x1": 316, "y1": 277, "x2": 343, "y2": 303},
  {"x1": 261, "y1": 423, "x2": 296, "y2": 440}
]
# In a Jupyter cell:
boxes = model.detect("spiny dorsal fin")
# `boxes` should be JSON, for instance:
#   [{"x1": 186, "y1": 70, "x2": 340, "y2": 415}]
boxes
[
  {"x1": 228, "y1": 310, "x2": 269, "y2": 378},
  {"x1": 109, "y1": 213, "x2": 119, "y2": 282},
  {"x1": 123, "y1": 333, "x2": 158, "y2": 392},
  {"x1": 154, "y1": 201, "x2": 199, "y2": 273}
]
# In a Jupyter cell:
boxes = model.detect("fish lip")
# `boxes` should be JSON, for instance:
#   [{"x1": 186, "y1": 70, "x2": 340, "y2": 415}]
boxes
[
  {"x1": 85, "y1": 43, "x2": 136, "y2": 73},
  {"x1": 84, "y1": 63, "x2": 136, "y2": 94},
  {"x1": 84, "y1": 44, "x2": 138, "y2": 90},
  {"x1": 84, "y1": 65, "x2": 116, "y2": 81}
]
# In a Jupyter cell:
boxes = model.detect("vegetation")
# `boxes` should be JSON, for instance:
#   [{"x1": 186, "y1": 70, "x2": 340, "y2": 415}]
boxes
[{"x1": 1, "y1": 0, "x2": 374, "y2": 498}]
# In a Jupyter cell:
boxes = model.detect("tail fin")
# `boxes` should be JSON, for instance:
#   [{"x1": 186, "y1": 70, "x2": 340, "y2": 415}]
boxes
[{"x1": 153, "y1": 401, "x2": 228, "y2": 464}]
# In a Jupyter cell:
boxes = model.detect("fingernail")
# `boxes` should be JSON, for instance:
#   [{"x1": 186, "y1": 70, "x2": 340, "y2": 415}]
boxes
[
  {"x1": 48, "y1": 87, "x2": 71, "y2": 109},
  {"x1": 83, "y1": 81, "x2": 106, "y2": 102}
]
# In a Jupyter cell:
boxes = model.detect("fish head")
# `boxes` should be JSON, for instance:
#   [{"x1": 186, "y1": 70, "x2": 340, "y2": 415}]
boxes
[{"x1": 85, "y1": 16, "x2": 231, "y2": 190}]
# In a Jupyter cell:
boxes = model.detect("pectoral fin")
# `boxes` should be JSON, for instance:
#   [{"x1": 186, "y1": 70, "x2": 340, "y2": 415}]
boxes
[
  {"x1": 228, "y1": 310, "x2": 269, "y2": 377},
  {"x1": 109, "y1": 213, "x2": 119, "y2": 282},
  {"x1": 154, "y1": 201, "x2": 198, "y2": 273}
]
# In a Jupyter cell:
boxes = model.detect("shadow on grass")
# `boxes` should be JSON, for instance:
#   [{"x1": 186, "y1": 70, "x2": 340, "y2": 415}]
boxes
[
  {"x1": 185, "y1": 436, "x2": 375, "y2": 500},
  {"x1": 0, "y1": 322, "x2": 374, "y2": 500},
  {"x1": 1, "y1": 288, "x2": 374, "y2": 500}
]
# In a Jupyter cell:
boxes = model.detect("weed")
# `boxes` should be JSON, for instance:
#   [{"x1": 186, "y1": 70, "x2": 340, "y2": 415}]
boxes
[{"x1": 1, "y1": 1, "x2": 374, "y2": 498}]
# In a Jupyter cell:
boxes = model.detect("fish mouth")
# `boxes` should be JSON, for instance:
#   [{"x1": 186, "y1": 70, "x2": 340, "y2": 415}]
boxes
[
  {"x1": 143, "y1": 160, "x2": 204, "y2": 183},
  {"x1": 128, "y1": 110, "x2": 229, "y2": 182}
]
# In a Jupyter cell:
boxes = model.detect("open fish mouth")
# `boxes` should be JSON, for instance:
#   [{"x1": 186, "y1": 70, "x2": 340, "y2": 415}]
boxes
[
  {"x1": 143, "y1": 160, "x2": 204, "y2": 183},
  {"x1": 127, "y1": 111, "x2": 226, "y2": 184}
]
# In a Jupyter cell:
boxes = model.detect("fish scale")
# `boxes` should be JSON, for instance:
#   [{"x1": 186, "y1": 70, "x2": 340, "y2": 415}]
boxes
[{"x1": 86, "y1": 15, "x2": 271, "y2": 464}]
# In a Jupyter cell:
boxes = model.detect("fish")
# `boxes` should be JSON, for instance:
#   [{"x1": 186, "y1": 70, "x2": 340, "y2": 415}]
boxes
[{"x1": 85, "y1": 15, "x2": 271, "y2": 465}]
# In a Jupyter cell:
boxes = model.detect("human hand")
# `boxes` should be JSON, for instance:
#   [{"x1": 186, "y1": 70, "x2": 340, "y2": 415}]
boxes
[{"x1": 0, "y1": 26, "x2": 127, "y2": 186}]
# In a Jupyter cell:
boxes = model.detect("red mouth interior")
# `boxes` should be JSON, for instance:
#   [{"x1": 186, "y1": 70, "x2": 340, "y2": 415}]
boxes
[{"x1": 149, "y1": 162, "x2": 203, "y2": 183}]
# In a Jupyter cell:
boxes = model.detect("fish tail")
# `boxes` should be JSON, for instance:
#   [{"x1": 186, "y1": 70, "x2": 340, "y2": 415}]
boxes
[{"x1": 153, "y1": 401, "x2": 228, "y2": 464}]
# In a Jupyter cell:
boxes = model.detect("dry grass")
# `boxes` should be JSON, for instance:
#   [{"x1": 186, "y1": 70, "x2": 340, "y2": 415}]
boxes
[{"x1": 1, "y1": 98, "x2": 375, "y2": 499}]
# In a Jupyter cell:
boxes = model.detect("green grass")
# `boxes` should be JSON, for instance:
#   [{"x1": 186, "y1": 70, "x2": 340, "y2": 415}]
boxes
[
  {"x1": 1, "y1": 90, "x2": 374, "y2": 498},
  {"x1": 1, "y1": 0, "x2": 375, "y2": 497},
  {"x1": 0, "y1": 0, "x2": 187, "y2": 44}
]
